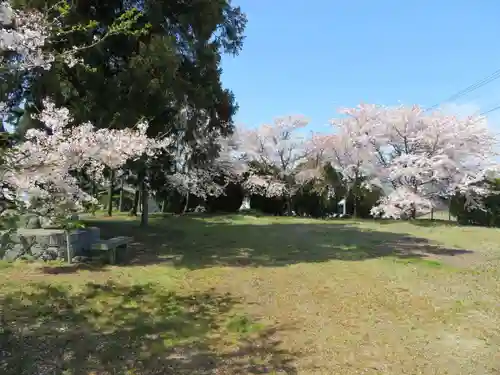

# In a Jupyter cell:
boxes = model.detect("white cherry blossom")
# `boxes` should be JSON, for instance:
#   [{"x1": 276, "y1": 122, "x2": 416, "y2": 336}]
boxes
[
  {"x1": 2, "y1": 99, "x2": 172, "y2": 215},
  {"x1": 326, "y1": 104, "x2": 498, "y2": 218},
  {"x1": 238, "y1": 115, "x2": 310, "y2": 198}
]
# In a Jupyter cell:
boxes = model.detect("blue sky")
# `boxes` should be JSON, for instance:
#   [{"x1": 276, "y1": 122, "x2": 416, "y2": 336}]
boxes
[{"x1": 221, "y1": 0, "x2": 500, "y2": 132}]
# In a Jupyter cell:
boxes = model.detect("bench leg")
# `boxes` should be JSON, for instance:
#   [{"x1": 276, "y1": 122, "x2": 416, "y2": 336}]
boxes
[
  {"x1": 116, "y1": 244, "x2": 128, "y2": 264},
  {"x1": 109, "y1": 248, "x2": 117, "y2": 265}
]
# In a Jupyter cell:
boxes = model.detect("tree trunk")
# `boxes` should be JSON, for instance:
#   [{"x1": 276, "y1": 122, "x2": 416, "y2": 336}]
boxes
[
  {"x1": 161, "y1": 196, "x2": 168, "y2": 213},
  {"x1": 430, "y1": 208, "x2": 434, "y2": 220},
  {"x1": 139, "y1": 170, "x2": 148, "y2": 227},
  {"x1": 183, "y1": 193, "x2": 190, "y2": 214},
  {"x1": 65, "y1": 230, "x2": 72, "y2": 264},
  {"x1": 130, "y1": 189, "x2": 139, "y2": 216},
  {"x1": 352, "y1": 195, "x2": 358, "y2": 218},
  {"x1": 118, "y1": 174, "x2": 125, "y2": 212},
  {"x1": 138, "y1": 188, "x2": 142, "y2": 212},
  {"x1": 140, "y1": 186, "x2": 148, "y2": 227},
  {"x1": 286, "y1": 195, "x2": 293, "y2": 216},
  {"x1": 410, "y1": 204, "x2": 417, "y2": 220},
  {"x1": 91, "y1": 176, "x2": 97, "y2": 216},
  {"x1": 106, "y1": 169, "x2": 115, "y2": 217}
]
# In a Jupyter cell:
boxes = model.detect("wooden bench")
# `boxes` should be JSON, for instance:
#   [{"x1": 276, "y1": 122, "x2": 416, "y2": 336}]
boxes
[{"x1": 91, "y1": 236, "x2": 133, "y2": 264}]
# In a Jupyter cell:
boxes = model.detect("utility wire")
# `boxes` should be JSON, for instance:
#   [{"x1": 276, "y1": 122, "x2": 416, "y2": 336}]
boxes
[
  {"x1": 426, "y1": 68, "x2": 500, "y2": 111},
  {"x1": 480, "y1": 104, "x2": 500, "y2": 116},
  {"x1": 462, "y1": 104, "x2": 500, "y2": 126}
]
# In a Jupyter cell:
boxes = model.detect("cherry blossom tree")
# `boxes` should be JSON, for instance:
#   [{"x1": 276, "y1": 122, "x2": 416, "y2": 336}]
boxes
[
  {"x1": 166, "y1": 140, "x2": 223, "y2": 212},
  {"x1": 308, "y1": 128, "x2": 378, "y2": 217},
  {"x1": 160, "y1": 108, "x2": 246, "y2": 211},
  {"x1": 1, "y1": 99, "x2": 171, "y2": 221},
  {"x1": 1, "y1": 1, "x2": 62, "y2": 70},
  {"x1": 330, "y1": 104, "x2": 499, "y2": 218},
  {"x1": 1, "y1": 1, "x2": 155, "y2": 223},
  {"x1": 164, "y1": 122, "x2": 246, "y2": 213},
  {"x1": 0, "y1": 1, "x2": 144, "y2": 72},
  {"x1": 237, "y1": 115, "x2": 311, "y2": 215}
]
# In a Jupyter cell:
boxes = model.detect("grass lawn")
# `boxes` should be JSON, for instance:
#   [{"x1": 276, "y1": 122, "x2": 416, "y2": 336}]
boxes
[{"x1": 1, "y1": 213, "x2": 499, "y2": 374}]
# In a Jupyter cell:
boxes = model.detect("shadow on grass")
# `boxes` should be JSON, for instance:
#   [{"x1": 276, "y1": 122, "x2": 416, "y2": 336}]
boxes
[
  {"x1": 0, "y1": 282, "x2": 297, "y2": 375},
  {"x1": 42, "y1": 262, "x2": 110, "y2": 274},
  {"x1": 376, "y1": 218, "x2": 461, "y2": 228},
  {"x1": 374, "y1": 218, "x2": 459, "y2": 227},
  {"x1": 40, "y1": 215, "x2": 474, "y2": 271},
  {"x1": 411, "y1": 219, "x2": 461, "y2": 228}
]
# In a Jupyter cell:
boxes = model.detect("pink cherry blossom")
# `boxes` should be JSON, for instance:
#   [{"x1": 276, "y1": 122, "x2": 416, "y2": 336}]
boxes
[
  {"x1": 0, "y1": 1, "x2": 84, "y2": 70},
  {"x1": 1, "y1": 1, "x2": 54, "y2": 70},
  {"x1": 238, "y1": 115, "x2": 311, "y2": 198},
  {"x1": 163, "y1": 111, "x2": 246, "y2": 200},
  {"x1": 320, "y1": 104, "x2": 499, "y2": 218},
  {"x1": 3, "y1": 99, "x2": 171, "y2": 215}
]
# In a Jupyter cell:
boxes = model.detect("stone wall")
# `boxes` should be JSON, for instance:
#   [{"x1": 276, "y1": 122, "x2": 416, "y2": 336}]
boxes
[{"x1": 1, "y1": 227, "x2": 101, "y2": 262}]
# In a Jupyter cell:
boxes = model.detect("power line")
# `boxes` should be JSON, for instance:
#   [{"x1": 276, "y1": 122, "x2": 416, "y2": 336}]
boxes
[
  {"x1": 480, "y1": 104, "x2": 500, "y2": 116},
  {"x1": 448, "y1": 69, "x2": 500, "y2": 102},
  {"x1": 462, "y1": 104, "x2": 500, "y2": 126},
  {"x1": 426, "y1": 68, "x2": 500, "y2": 111}
]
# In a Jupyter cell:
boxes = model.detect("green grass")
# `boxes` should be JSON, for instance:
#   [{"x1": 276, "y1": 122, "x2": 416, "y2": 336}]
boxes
[
  {"x1": 0, "y1": 260, "x2": 12, "y2": 269},
  {"x1": 392, "y1": 256, "x2": 445, "y2": 268},
  {"x1": 1, "y1": 212, "x2": 499, "y2": 374},
  {"x1": 225, "y1": 313, "x2": 266, "y2": 335}
]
